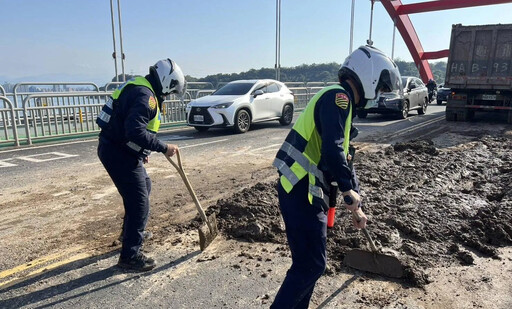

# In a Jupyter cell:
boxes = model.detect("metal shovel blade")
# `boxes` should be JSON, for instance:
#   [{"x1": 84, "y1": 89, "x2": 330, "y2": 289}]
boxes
[
  {"x1": 198, "y1": 213, "x2": 219, "y2": 251},
  {"x1": 344, "y1": 249, "x2": 404, "y2": 278}
]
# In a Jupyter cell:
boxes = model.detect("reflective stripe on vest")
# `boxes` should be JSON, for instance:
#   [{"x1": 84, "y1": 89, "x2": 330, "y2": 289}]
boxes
[{"x1": 273, "y1": 84, "x2": 352, "y2": 207}]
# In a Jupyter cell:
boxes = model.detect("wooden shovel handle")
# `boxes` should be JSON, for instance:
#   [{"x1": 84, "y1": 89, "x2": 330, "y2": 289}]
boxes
[
  {"x1": 344, "y1": 196, "x2": 380, "y2": 253},
  {"x1": 165, "y1": 150, "x2": 213, "y2": 232}
]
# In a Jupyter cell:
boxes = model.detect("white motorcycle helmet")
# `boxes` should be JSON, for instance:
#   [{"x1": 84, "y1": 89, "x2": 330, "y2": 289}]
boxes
[
  {"x1": 150, "y1": 58, "x2": 187, "y2": 97},
  {"x1": 338, "y1": 45, "x2": 401, "y2": 101}
]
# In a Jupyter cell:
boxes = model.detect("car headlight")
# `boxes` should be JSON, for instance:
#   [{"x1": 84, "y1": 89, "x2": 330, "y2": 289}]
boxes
[{"x1": 212, "y1": 102, "x2": 233, "y2": 109}]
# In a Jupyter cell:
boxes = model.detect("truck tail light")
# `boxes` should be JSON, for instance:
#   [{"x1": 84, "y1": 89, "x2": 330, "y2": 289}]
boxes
[{"x1": 451, "y1": 92, "x2": 467, "y2": 100}]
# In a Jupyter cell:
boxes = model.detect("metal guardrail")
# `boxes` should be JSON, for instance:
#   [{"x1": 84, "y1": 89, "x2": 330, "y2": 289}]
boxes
[
  {"x1": 104, "y1": 82, "x2": 124, "y2": 91},
  {"x1": 288, "y1": 87, "x2": 309, "y2": 110},
  {"x1": 21, "y1": 92, "x2": 109, "y2": 145},
  {"x1": 187, "y1": 82, "x2": 214, "y2": 90},
  {"x1": 0, "y1": 82, "x2": 334, "y2": 148},
  {"x1": 12, "y1": 82, "x2": 100, "y2": 107},
  {"x1": 284, "y1": 82, "x2": 306, "y2": 88},
  {"x1": 0, "y1": 96, "x2": 20, "y2": 146},
  {"x1": 306, "y1": 82, "x2": 325, "y2": 88}
]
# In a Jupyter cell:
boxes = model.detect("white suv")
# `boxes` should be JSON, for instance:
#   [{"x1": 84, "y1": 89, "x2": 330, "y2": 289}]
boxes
[{"x1": 186, "y1": 79, "x2": 294, "y2": 133}]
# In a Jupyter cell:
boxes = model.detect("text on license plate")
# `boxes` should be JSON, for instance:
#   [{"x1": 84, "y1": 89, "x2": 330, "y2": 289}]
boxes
[
  {"x1": 194, "y1": 115, "x2": 204, "y2": 122},
  {"x1": 482, "y1": 94, "x2": 496, "y2": 100}
]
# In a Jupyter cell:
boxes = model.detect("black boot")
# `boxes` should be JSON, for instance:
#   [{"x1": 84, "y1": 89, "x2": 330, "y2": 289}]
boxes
[{"x1": 117, "y1": 252, "x2": 156, "y2": 271}]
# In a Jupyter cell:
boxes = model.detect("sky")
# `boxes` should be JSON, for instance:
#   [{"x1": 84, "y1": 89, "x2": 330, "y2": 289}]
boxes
[{"x1": 1, "y1": 0, "x2": 512, "y2": 85}]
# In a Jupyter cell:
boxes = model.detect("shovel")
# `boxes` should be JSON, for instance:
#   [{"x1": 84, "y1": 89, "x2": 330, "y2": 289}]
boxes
[
  {"x1": 165, "y1": 150, "x2": 218, "y2": 251},
  {"x1": 342, "y1": 197, "x2": 404, "y2": 278}
]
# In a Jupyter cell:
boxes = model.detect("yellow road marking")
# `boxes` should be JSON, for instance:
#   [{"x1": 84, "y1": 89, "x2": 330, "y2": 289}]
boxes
[
  {"x1": 0, "y1": 246, "x2": 84, "y2": 279},
  {"x1": 0, "y1": 252, "x2": 92, "y2": 290}
]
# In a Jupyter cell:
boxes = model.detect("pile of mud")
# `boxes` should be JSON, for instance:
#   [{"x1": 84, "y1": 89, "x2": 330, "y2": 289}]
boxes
[{"x1": 208, "y1": 134, "x2": 512, "y2": 287}]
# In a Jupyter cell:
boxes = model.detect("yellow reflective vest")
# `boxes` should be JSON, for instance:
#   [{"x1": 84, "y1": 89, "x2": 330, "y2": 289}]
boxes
[
  {"x1": 273, "y1": 84, "x2": 352, "y2": 208},
  {"x1": 97, "y1": 76, "x2": 161, "y2": 133}
]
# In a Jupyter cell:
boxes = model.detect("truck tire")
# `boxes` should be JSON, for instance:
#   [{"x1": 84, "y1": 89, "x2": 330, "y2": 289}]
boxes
[
  {"x1": 446, "y1": 110, "x2": 456, "y2": 121},
  {"x1": 459, "y1": 109, "x2": 474, "y2": 122}
]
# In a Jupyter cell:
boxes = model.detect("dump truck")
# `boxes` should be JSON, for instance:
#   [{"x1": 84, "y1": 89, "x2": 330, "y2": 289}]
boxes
[{"x1": 444, "y1": 23, "x2": 512, "y2": 123}]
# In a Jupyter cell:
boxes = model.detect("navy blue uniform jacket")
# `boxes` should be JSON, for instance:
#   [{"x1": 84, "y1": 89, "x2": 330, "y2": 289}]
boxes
[
  {"x1": 99, "y1": 83, "x2": 167, "y2": 159},
  {"x1": 314, "y1": 81, "x2": 357, "y2": 192}
]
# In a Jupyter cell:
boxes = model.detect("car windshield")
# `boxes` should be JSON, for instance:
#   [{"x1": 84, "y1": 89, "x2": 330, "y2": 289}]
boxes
[
  {"x1": 213, "y1": 82, "x2": 255, "y2": 95},
  {"x1": 401, "y1": 77, "x2": 409, "y2": 87}
]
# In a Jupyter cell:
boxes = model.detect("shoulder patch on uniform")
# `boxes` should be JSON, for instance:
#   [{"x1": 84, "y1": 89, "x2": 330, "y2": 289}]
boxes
[
  {"x1": 148, "y1": 96, "x2": 157, "y2": 110},
  {"x1": 335, "y1": 93, "x2": 349, "y2": 109}
]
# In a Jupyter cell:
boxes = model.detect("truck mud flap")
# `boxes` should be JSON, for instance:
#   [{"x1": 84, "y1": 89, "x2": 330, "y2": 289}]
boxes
[{"x1": 446, "y1": 108, "x2": 474, "y2": 122}]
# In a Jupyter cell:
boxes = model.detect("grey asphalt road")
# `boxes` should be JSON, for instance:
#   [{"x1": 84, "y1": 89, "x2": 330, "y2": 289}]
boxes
[
  {"x1": 0, "y1": 104, "x2": 449, "y2": 309},
  {"x1": 0, "y1": 105, "x2": 447, "y2": 189}
]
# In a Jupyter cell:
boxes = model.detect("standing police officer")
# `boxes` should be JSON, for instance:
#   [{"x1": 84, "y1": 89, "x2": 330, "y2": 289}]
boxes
[
  {"x1": 271, "y1": 46, "x2": 401, "y2": 308},
  {"x1": 97, "y1": 59, "x2": 186, "y2": 271}
]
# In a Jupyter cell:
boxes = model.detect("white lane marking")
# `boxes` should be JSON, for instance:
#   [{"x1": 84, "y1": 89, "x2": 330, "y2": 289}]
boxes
[
  {"x1": 262, "y1": 148, "x2": 280, "y2": 152},
  {"x1": 0, "y1": 159, "x2": 17, "y2": 168},
  {"x1": 0, "y1": 139, "x2": 97, "y2": 154},
  {"x1": 180, "y1": 139, "x2": 229, "y2": 149},
  {"x1": 389, "y1": 116, "x2": 445, "y2": 138},
  {"x1": 251, "y1": 144, "x2": 282, "y2": 151},
  {"x1": 160, "y1": 135, "x2": 194, "y2": 141},
  {"x1": 16, "y1": 152, "x2": 79, "y2": 162},
  {"x1": 220, "y1": 144, "x2": 281, "y2": 157}
]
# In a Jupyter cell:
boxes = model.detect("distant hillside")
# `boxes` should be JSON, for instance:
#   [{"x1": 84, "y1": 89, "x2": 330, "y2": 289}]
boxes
[
  {"x1": 190, "y1": 60, "x2": 447, "y2": 87},
  {"x1": 2, "y1": 61, "x2": 447, "y2": 92}
]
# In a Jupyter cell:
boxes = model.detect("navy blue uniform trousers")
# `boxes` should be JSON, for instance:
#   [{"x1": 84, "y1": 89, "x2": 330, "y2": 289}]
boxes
[
  {"x1": 98, "y1": 140, "x2": 151, "y2": 259},
  {"x1": 272, "y1": 167, "x2": 360, "y2": 308},
  {"x1": 271, "y1": 177, "x2": 327, "y2": 309}
]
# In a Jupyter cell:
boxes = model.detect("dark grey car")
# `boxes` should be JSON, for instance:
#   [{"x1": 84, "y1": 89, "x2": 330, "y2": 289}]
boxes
[
  {"x1": 436, "y1": 86, "x2": 451, "y2": 105},
  {"x1": 401, "y1": 76, "x2": 429, "y2": 118},
  {"x1": 357, "y1": 76, "x2": 429, "y2": 119}
]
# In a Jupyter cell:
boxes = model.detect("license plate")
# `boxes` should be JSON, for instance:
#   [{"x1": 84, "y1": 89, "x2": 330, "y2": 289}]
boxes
[
  {"x1": 193, "y1": 115, "x2": 204, "y2": 122},
  {"x1": 482, "y1": 94, "x2": 496, "y2": 100}
]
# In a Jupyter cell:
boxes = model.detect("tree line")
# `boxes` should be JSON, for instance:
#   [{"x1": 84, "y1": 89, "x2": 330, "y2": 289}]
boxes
[{"x1": 186, "y1": 60, "x2": 447, "y2": 88}]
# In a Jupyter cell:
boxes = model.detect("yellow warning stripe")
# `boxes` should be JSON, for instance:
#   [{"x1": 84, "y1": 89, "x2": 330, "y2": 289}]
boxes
[
  {"x1": 0, "y1": 246, "x2": 83, "y2": 279},
  {"x1": 0, "y1": 252, "x2": 91, "y2": 289}
]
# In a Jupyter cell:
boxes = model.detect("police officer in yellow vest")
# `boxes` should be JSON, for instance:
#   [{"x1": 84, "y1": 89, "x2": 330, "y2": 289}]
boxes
[
  {"x1": 271, "y1": 46, "x2": 401, "y2": 308},
  {"x1": 97, "y1": 58, "x2": 186, "y2": 271}
]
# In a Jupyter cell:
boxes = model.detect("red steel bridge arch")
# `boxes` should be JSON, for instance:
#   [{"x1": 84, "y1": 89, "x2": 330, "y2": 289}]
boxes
[{"x1": 379, "y1": 0, "x2": 512, "y2": 83}]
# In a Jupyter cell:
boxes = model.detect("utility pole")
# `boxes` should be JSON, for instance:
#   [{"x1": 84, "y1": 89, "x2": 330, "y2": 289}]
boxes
[
  {"x1": 109, "y1": 0, "x2": 118, "y2": 82},
  {"x1": 275, "y1": 0, "x2": 281, "y2": 81},
  {"x1": 117, "y1": 0, "x2": 126, "y2": 82},
  {"x1": 110, "y1": 0, "x2": 126, "y2": 82},
  {"x1": 368, "y1": 0, "x2": 380, "y2": 46},
  {"x1": 350, "y1": 0, "x2": 355, "y2": 53}
]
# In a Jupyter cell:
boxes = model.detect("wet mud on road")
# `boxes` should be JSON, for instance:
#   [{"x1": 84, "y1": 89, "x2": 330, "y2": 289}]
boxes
[
  {"x1": 1, "y1": 120, "x2": 512, "y2": 308},
  {"x1": 210, "y1": 130, "x2": 512, "y2": 288}
]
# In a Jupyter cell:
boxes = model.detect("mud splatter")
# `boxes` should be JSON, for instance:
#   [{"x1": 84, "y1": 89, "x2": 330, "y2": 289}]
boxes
[{"x1": 205, "y1": 134, "x2": 512, "y2": 287}]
